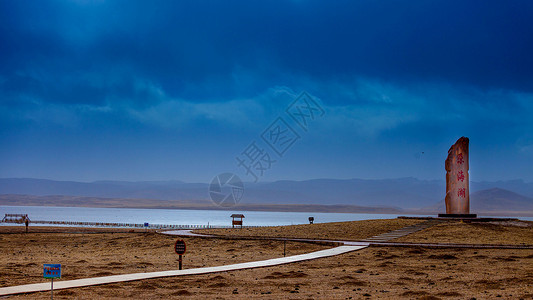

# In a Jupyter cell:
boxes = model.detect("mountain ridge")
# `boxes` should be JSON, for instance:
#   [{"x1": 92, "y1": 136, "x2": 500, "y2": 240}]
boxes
[{"x1": 1, "y1": 178, "x2": 532, "y2": 214}]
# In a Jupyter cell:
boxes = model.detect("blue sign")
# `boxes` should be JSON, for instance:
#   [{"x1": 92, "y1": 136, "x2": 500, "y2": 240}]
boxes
[
  {"x1": 144, "y1": 222, "x2": 149, "y2": 227},
  {"x1": 43, "y1": 264, "x2": 61, "y2": 278}
]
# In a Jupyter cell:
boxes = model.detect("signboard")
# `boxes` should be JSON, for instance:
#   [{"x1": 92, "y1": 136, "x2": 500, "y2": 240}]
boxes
[
  {"x1": 43, "y1": 264, "x2": 61, "y2": 278},
  {"x1": 174, "y1": 240, "x2": 186, "y2": 255},
  {"x1": 174, "y1": 240, "x2": 186, "y2": 270}
]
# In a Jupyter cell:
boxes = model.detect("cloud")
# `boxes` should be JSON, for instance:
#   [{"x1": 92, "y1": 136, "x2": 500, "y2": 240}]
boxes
[
  {"x1": 0, "y1": 74, "x2": 299, "y2": 130},
  {"x1": 2, "y1": 0, "x2": 533, "y2": 100},
  {"x1": 1, "y1": 0, "x2": 533, "y2": 181},
  {"x1": 315, "y1": 78, "x2": 533, "y2": 142},
  {"x1": 2, "y1": 65, "x2": 532, "y2": 142},
  {"x1": 121, "y1": 85, "x2": 303, "y2": 129}
]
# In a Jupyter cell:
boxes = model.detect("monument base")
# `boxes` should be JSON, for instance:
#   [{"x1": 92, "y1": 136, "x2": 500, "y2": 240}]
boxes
[{"x1": 438, "y1": 213, "x2": 477, "y2": 219}]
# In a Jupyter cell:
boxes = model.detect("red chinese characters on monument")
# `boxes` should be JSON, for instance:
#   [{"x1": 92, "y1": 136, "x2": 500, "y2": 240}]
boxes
[
  {"x1": 445, "y1": 137, "x2": 470, "y2": 214},
  {"x1": 457, "y1": 153, "x2": 464, "y2": 165},
  {"x1": 457, "y1": 171, "x2": 465, "y2": 182}
]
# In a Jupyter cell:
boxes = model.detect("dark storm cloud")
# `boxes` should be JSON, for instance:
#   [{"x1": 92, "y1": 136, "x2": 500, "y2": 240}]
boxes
[
  {"x1": 2, "y1": 0, "x2": 532, "y2": 107},
  {"x1": 1, "y1": 0, "x2": 532, "y2": 182}
]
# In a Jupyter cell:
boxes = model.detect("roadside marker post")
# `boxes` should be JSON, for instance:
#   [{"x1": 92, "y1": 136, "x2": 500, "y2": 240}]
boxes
[
  {"x1": 43, "y1": 264, "x2": 61, "y2": 300},
  {"x1": 174, "y1": 240, "x2": 186, "y2": 270}
]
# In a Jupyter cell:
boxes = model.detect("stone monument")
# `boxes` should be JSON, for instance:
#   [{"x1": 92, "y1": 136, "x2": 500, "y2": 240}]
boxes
[{"x1": 439, "y1": 137, "x2": 477, "y2": 218}]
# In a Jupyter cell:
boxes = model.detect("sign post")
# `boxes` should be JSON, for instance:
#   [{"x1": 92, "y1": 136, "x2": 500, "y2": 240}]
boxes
[
  {"x1": 43, "y1": 264, "x2": 61, "y2": 300},
  {"x1": 174, "y1": 240, "x2": 186, "y2": 270}
]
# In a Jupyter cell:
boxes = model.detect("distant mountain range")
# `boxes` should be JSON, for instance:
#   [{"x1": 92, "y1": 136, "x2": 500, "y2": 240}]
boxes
[
  {"x1": 0, "y1": 178, "x2": 532, "y2": 215},
  {"x1": 0, "y1": 194, "x2": 404, "y2": 214},
  {"x1": 426, "y1": 188, "x2": 533, "y2": 215}
]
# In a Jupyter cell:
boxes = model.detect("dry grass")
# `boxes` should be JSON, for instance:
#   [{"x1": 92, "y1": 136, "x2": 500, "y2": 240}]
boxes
[
  {"x1": 397, "y1": 220, "x2": 533, "y2": 245},
  {"x1": 197, "y1": 218, "x2": 422, "y2": 241},
  {"x1": 2, "y1": 219, "x2": 533, "y2": 299},
  {"x1": 6, "y1": 246, "x2": 533, "y2": 299},
  {"x1": 0, "y1": 226, "x2": 326, "y2": 287}
]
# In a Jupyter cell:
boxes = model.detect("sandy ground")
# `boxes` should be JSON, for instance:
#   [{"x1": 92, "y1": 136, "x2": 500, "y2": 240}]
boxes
[
  {"x1": 198, "y1": 218, "x2": 422, "y2": 241},
  {"x1": 0, "y1": 226, "x2": 325, "y2": 288},
  {"x1": 1, "y1": 219, "x2": 532, "y2": 299},
  {"x1": 397, "y1": 219, "x2": 533, "y2": 245}
]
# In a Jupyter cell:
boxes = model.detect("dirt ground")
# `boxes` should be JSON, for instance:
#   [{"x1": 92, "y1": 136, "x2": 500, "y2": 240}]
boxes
[
  {"x1": 397, "y1": 219, "x2": 533, "y2": 245},
  {"x1": 199, "y1": 218, "x2": 422, "y2": 241},
  {"x1": 1, "y1": 219, "x2": 532, "y2": 299},
  {"x1": 0, "y1": 226, "x2": 325, "y2": 288}
]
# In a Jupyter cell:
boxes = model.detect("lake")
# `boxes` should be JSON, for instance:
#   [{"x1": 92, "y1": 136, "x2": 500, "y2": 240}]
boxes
[
  {"x1": 0, "y1": 205, "x2": 428, "y2": 227},
  {"x1": 1, "y1": 206, "x2": 530, "y2": 227}
]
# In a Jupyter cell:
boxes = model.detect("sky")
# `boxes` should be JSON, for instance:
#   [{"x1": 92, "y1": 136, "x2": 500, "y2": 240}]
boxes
[{"x1": 1, "y1": 0, "x2": 532, "y2": 183}]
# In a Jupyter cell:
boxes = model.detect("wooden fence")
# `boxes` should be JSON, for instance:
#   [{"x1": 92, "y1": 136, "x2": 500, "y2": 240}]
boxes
[{"x1": 1, "y1": 219, "x2": 263, "y2": 229}]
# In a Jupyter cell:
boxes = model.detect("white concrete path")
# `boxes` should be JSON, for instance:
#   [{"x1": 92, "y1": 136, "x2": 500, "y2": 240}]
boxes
[
  {"x1": 1, "y1": 220, "x2": 455, "y2": 296},
  {"x1": 160, "y1": 229, "x2": 371, "y2": 247},
  {"x1": 0, "y1": 244, "x2": 365, "y2": 296}
]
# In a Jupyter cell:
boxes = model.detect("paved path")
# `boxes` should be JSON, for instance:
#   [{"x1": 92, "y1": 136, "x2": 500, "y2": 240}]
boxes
[
  {"x1": 0, "y1": 219, "x2": 453, "y2": 296},
  {"x1": 160, "y1": 229, "x2": 370, "y2": 246},
  {"x1": 161, "y1": 220, "x2": 447, "y2": 246},
  {"x1": 162, "y1": 227, "x2": 533, "y2": 249},
  {"x1": 0, "y1": 243, "x2": 365, "y2": 296},
  {"x1": 359, "y1": 219, "x2": 445, "y2": 243},
  {"x1": 368, "y1": 241, "x2": 533, "y2": 249}
]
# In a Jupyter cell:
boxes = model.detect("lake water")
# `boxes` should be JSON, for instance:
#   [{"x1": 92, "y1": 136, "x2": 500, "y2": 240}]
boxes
[
  {"x1": 1, "y1": 206, "x2": 530, "y2": 227},
  {"x1": 0, "y1": 205, "x2": 429, "y2": 227}
]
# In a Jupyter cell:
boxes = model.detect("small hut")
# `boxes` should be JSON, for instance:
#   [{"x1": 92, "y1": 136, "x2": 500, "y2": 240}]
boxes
[{"x1": 231, "y1": 214, "x2": 245, "y2": 228}]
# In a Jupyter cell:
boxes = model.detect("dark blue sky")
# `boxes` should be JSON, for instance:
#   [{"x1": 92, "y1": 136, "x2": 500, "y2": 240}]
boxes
[{"x1": 1, "y1": 0, "x2": 532, "y2": 183}]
